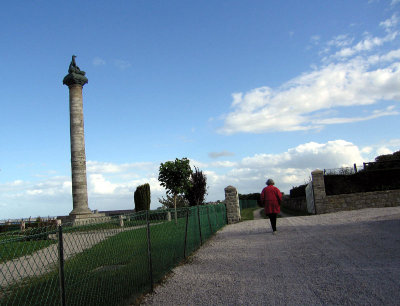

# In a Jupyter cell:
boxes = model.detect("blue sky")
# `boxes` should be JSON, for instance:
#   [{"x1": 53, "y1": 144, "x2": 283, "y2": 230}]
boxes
[{"x1": 1, "y1": 0, "x2": 399, "y2": 219}]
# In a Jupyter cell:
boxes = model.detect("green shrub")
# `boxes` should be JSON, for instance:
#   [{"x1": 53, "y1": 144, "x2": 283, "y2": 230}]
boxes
[
  {"x1": 134, "y1": 183, "x2": 151, "y2": 212},
  {"x1": 324, "y1": 168, "x2": 400, "y2": 195},
  {"x1": 24, "y1": 226, "x2": 50, "y2": 241},
  {"x1": 290, "y1": 184, "x2": 307, "y2": 198}
]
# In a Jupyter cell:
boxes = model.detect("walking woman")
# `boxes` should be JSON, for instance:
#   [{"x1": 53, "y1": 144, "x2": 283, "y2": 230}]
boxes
[{"x1": 261, "y1": 179, "x2": 282, "y2": 235}]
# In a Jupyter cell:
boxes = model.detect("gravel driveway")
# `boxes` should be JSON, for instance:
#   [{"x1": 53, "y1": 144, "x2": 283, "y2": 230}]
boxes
[{"x1": 140, "y1": 207, "x2": 400, "y2": 305}]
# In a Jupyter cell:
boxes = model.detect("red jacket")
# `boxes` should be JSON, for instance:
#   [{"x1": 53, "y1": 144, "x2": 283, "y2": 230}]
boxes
[{"x1": 261, "y1": 185, "x2": 282, "y2": 214}]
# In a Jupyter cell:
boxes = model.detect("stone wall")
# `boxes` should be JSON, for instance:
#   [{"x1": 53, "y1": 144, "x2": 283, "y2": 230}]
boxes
[
  {"x1": 311, "y1": 169, "x2": 400, "y2": 214},
  {"x1": 224, "y1": 186, "x2": 241, "y2": 224},
  {"x1": 319, "y1": 190, "x2": 400, "y2": 214}
]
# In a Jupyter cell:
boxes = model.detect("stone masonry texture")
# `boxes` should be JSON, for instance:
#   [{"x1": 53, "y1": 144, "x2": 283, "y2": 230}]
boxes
[
  {"x1": 312, "y1": 169, "x2": 400, "y2": 214},
  {"x1": 68, "y1": 84, "x2": 91, "y2": 216},
  {"x1": 224, "y1": 185, "x2": 241, "y2": 224}
]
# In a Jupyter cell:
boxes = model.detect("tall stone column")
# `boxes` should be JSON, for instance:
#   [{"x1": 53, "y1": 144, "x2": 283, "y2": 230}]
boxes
[{"x1": 63, "y1": 56, "x2": 92, "y2": 217}]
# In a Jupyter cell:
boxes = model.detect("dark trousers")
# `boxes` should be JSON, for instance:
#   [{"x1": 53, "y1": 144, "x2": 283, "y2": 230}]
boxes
[{"x1": 268, "y1": 213, "x2": 277, "y2": 231}]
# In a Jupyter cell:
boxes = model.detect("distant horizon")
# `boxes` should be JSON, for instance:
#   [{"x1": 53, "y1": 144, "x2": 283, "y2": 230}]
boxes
[
  {"x1": 1, "y1": 1, "x2": 399, "y2": 219},
  {"x1": 0, "y1": 156, "x2": 388, "y2": 221},
  {"x1": 0, "y1": 156, "x2": 393, "y2": 220}
]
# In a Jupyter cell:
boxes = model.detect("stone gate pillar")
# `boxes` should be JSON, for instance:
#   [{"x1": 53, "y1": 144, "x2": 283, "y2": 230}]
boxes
[
  {"x1": 224, "y1": 186, "x2": 241, "y2": 224},
  {"x1": 311, "y1": 169, "x2": 326, "y2": 214}
]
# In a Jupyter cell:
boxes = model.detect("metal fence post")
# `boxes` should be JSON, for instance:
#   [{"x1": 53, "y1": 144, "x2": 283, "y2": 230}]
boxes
[
  {"x1": 207, "y1": 206, "x2": 212, "y2": 234},
  {"x1": 197, "y1": 206, "x2": 202, "y2": 246},
  {"x1": 215, "y1": 206, "x2": 219, "y2": 229},
  {"x1": 146, "y1": 211, "x2": 154, "y2": 292},
  {"x1": 183, "y1": 209, "x2": 189, "y2": 259},
  {"x1": 57, "y1": 225, "x2": 66, "y2": 306}
]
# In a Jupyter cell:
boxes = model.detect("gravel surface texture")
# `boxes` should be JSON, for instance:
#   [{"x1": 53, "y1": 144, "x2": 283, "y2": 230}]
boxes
[{"x1": 140, "y1": 207, "x2": 400, "y2": 305}]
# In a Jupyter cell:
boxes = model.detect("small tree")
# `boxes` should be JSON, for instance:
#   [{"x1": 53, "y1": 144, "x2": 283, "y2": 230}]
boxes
[
  {"x1": 158, "y1": 158, "x2": 192, "y2": 223},
  {"x1": 134, "y1": 183, "x2": 151, "y2": 212},
  {"x1": 185, "y1": 166, "x2": 207, "y2": 206}
]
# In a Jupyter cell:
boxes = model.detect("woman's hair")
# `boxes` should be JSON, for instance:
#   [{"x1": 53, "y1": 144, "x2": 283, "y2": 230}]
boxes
[{"x1": 266, "y1": 179, "x2": 275, "y2": 185}]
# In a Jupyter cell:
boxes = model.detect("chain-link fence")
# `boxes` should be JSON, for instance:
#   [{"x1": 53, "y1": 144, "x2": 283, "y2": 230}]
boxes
[
  {"x1": 324, "y1": 160, "x2": 400, "y2": 176},
  {"x1": 323, "y1": 165, "x2": 363, "y2": 176},
  {"x1": 0, "y1": 204, "x2": 227, "y2": 306},
  {"x1": 239, "y1": 199, "x2": 258, "y2": 210}
]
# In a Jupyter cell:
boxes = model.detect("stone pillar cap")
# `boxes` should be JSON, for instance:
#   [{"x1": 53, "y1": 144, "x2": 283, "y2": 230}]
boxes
[
  {"x1": 224, "y1": 185, "x2": 236, "y2": 191},
  {"x1": 311, "y1": 169, "x2": 324, "y2": 174}
]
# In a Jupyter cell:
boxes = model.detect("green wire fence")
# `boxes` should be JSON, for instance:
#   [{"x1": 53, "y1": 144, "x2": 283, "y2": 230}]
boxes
[
  {"x1": 239, "y1": 199, "x2": 258, "y2": 210},
  {"x1": 0, "y1": 204, "x2": 227, "y2": 306}
]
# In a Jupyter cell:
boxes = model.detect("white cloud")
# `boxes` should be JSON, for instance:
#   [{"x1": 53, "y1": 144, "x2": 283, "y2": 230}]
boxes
[
  {"x1": 313, "y1": 105, "x2": 398, "y2": 125},
  {"x1": 0, "y1": 176, "x2": 71, "y2": 197},
  {"x1": 0, "y1": 176, "x2": 73, "y2": 219},
  {"x1": 189, "y1": 158, "x2": 237, "y2": 169},
  {"x1": 11, "y1": 180, "x2": 23, "y2": 186},
  {"x1": 387, "y1": 138, "x2": 400, "y2": 146},
  {"x1": 200, "y1": 140, "x2": 368, "y2": 200},
  {"x1": 359, "y1": 139, "x2": 400, "y2": 160},
  {"x1": 219, "y1": 56, "x2": 400, "y2": 134},
  {"x1": 310, "y1": 35, "x2": 321, "y2": 45},
  {"x1": 332, "y1": 32, "x2": 398, "y2": 59},
  {"x1": 392, "y1": 0, "x2": 400, "y2": 6},
  {"x1": 239, "y1": 140, "x2": 364, "y2": 171},
  {"x1": 114, "y1": 59, "x2": 131, "y2": 70},
  {"x1": 93, "y1": 57, "x2": 106, "y2": 66},
  {"x1": 367, "y1": 49, "x2": 400, "y2": 64},
  {"x1": 361, "y1": 146, "x2": 373, "y2": 154},
  {"x1": 380, "y1": 14, "x2": 399, "y2": 31},
  {"x1": 376, "y1": 147, "x2": 393, "y2": 155},
  {"x1": 327, "y1": 34, "x2": 354, "y2": 49},
  {"x1": 211, "y1": 161, "x2": 237, "y2": 168},
  {"x1": 219, "y1": 16, "x2": 400, "y2": 135},
  {"x1": 87, "y1": 161, "x2": 155, "y2": 174},
  {"x1": 89, "y1": 174, "x2": 118, "y2": 194}
]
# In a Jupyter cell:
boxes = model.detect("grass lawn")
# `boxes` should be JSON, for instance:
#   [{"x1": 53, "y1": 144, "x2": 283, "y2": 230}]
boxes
[
  {"x1": 241, "y1": 207, "x2": 261, "y2": 221},
  {"x1": 2, "y1": 212, "x2": 225, "y2": 306},
  {"x1": 2, "y1": 222, "x2": 183, "y2": 305},
  {"x1": 0, "y1": 234, "x2": 57, "y2": 264}
]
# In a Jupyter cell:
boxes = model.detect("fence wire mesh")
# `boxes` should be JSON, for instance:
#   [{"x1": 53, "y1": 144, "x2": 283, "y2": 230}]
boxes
[
  {"x1": 239, "y1": 199, "x2": 258, "y2": 210},
  {"x1": 0, "y1": 204, "x2": 226, "y2": 306}
]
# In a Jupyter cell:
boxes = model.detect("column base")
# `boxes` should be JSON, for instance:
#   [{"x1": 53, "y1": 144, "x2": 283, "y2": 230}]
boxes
[
  {"x1": 58, "y1": 213, "x2": 111, "y2": 226},
  {"x1": 69, "y1": 207, "x2": 93, "y2": 216}
]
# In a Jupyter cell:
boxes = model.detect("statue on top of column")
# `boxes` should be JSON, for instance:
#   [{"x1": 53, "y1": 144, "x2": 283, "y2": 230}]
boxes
[
  {"x1": 68, "y1": 55, "x2": 86, "y2": 76},
  {"x1": 63, "y1": 55, "x2": 88, "y2": 86}
]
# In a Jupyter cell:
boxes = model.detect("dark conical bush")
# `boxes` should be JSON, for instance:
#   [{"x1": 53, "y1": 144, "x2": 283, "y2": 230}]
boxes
[{"x1": 134, "y1": 183, "x2": 151, "y2": 212}]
